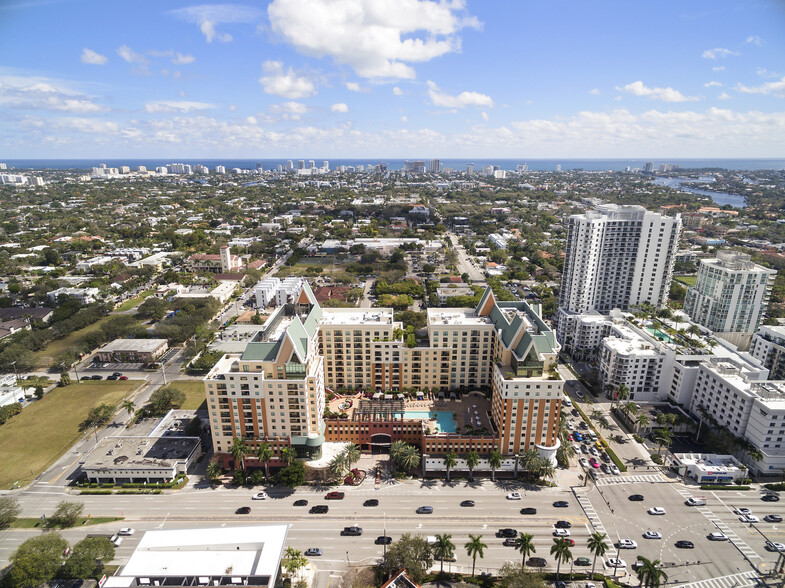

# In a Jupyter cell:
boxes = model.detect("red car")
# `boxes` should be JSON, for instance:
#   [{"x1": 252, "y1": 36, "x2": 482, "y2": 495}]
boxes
[
  {"x1": 589, "y1": 457, "x2": 600, "y2": 468},
  {"x1": 325, "y1": 491, "x2": 345, "y2": 500},
  {"x1": 564, "y1": 538, "x2": 575, "y2": 546}
]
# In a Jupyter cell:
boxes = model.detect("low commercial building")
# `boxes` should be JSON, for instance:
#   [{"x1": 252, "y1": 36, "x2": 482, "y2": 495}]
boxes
[
  {"x1": 436, "y1": 286, "x2": 474, "y2": 306},
  {"x1": 103, "y1": 525, "x2": 288, "y2": 588},
  {"x1": 673, "y1": 453, "x2": 746, "y2": 484},
  {"x1": 80, "y1": 436, "x2": 200, "y2": 484},
  {"x1": 47, "y1": 287, "x2": 100, "y2": 304},
  {"x1": 0, "y1": 373, "x2": 24, "y2": 408},
  {"x1": 95, "y1": 339, "x2": 168, "y2": 363}
]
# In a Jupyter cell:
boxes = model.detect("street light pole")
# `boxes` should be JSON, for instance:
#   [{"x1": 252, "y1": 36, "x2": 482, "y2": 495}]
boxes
[
  {"x1": 383, "y1": 512, "x2": 387, "y2": 558},
  {"x1": 10, "y1": 361, "x2": 18, "y2": 385}
]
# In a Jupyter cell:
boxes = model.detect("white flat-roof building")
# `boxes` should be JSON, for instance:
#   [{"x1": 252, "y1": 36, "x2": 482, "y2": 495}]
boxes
[
  {"x1": 95, "y1": 339, "x2": 168, "y2": 363},
  {"x1": 0, "y1": 373, "x2": 24, "y2": 408},
  {"x1": 673, "y1": 453, "x2": 746, "y2": 484},
  {"x1": 47, "y1": 287, "x2": 100, "y2": 304},
  {"x1": 76, "y1": 255, "x2": 115, "y2": 272},
  {"x1": 104, "y1": 525, "x2": 289, "y2": 588}
]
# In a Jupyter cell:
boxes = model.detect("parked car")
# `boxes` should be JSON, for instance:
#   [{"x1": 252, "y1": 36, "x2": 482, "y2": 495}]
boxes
[
  {"x1": 610, "y1": 465, "x2": 620, "y2": 475},
  {"x1": 589, "y1": 458, "x2": 600, "y2": 468},
  {"x1": 91, "y1": 375, "x2": 102, "y2": 380},
  {"x1": 579, "y1": 458, "x2": 589, "y2": 468}
]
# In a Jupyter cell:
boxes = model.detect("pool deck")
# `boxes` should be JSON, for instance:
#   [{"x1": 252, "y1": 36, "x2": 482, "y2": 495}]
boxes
[{"x1": 327, "y1": 391, "x2": 492, "y2": 434}]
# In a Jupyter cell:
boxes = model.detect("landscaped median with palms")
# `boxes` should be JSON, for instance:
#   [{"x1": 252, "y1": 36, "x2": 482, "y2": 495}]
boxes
[{"x1": 0, "y1": 380, "x2": 141, "y2": 488}]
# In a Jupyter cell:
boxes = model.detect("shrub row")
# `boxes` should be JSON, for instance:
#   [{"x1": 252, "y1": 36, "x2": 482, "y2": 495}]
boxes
[
  {"x1": 701, "y1": 485, "x2": 750, "y2": 490},
  {"x1": 604, "y1": 447, "x2": 628, "y2": 473}
]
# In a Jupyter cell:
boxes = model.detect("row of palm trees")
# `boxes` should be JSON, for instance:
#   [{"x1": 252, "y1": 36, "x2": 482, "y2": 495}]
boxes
[
  {"x1": 206, "y1": 437, "x2": 297, "y2": 481},
  {"x1": 438, "y1": 447, "x2": 554, "y2": 482},
  {"x1": 431, "y1": 531, "x2": 667, "y2": 587}
]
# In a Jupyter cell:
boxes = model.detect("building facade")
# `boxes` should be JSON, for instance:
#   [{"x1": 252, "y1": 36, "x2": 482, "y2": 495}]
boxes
[{"x1": 750, "y1": 325, "x2": 785, "y2": 380}]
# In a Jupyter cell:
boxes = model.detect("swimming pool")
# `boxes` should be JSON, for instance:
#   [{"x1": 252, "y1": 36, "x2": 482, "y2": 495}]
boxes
[
  {"x1": 404, "y1": 410, "x2": 456, "y2": 433},
  {"x1": 646, "y1": 327, "x2": 672, "y2": 343}
]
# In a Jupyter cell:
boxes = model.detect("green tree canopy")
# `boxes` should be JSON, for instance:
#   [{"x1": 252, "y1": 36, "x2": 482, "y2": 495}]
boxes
[
  {"x1": 8, "y1": 532, "x2": 68, "y2": 588},
  {"x1": 61, "y1": 536, "x2": 115, "y2": 579},
  {"x1": 380, "y1": 533, "x2": 433, "y2": 584}
]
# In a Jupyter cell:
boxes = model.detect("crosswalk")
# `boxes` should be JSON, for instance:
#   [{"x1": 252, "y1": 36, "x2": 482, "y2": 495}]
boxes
[
  {"x1": 671, "y1": 487, "x2": 761, "y2": 560},
  {"x1": 573, "y1": 489, "x2": 617, "y2": 558},
  {"x1": 674, "y1": 570, "x2": 763, "y2": 588},
  {"x1": 594, "y1": 473, "x2": 668, "y2": 486}
]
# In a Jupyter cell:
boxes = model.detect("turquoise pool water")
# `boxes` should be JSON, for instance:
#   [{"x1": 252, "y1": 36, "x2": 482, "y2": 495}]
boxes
[
  {"x1": 404, "y1": 410, "x2": 456, "y2": 433},
  {"x1": 646, "y1": 327, "x2": 672, "y2": 343}
]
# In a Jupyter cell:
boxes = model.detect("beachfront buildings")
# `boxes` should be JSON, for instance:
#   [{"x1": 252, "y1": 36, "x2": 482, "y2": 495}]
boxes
[{"x1": 204, "y1": 283, "x2": 563, "y2": 471}]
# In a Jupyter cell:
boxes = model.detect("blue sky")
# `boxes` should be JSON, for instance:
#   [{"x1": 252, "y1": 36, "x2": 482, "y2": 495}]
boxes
[{"x1": 1, "y1": 0, "x2": 784, "y2": 158}]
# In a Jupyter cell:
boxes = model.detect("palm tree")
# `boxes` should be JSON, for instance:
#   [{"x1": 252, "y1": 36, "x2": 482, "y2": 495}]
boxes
[
  {"x1": 591, "y1": 409, "x2": 604, "y2": 420},
  {"x1": 443, "y1": 452, "x2": 458, "y2": 482},
  {"x1": 121, "y1": 400, "x2": 136, "y2": 417},
  {"x1": 206, "y1": 460, "x2": 222, "y2": 482},
  {"x1": 466, "y1": 450, "x2": 479, "y2": 481},
  {"x1": 256, "y1": 442, "x2": 274, "y2": 478},
  {"x1": 389, "y1": 439, "x2": 408, "y2": 464},
  {"x1": 514, "y1": 533, "x2": 535, "y2": 568},
  {"x1": 433, "y1": 533, "x2": 455, "y2": 574},
  {"x1": 636, "y1": 413, "x2": 649, "y2": 432},
  {"x1": 635, "y1": 555, "x2": 668, "y2": 588},
  {"x1": 623, "y1": 401, "x2": 638, "y2": 418},
  {"x1": 464, "y1": 534, "x2": 486, "y2": 578},
  {"x1": 550, "y1": 538, "x2": 573, "y2": 579},
  {"x1": 230, "y1": 437, "x2": 250, "y2": 472},
  {"x1": 343, "y1": 443, "x2": 361, "y2": 468},
  {"x1": 329, "y1": 454, "x2": 347, "y2": 478},
  {"x1": 615, "y1": 384, "x2": 629, "y2": 410},
  {"x1": 654, "y1": 428, "x2": 673, "y2": 456},
  {"x1": 488, "y1": 449, "x2": 502, "y2": 481},
  {"x1": 587, "y1": 532, "x2": 608, "y2": 578},
  {"x1": 280, "y1": 446, "x2": 296, "y2": 467},
  {"x1": 519, "y1": 448, "x2": 540, "y2": 476},
  {"x1": 400, "y1": 444, "x2": 421, "y2": 472}
]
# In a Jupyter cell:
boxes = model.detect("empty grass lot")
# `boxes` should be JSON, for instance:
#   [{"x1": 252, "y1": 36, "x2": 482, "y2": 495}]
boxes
[
  {"x1": 675, "y1": 276, "x2": 697, "y2": 286},
  {"x1": 33, "y1": 314, "x2": 115, "y2": 369},
  {"x1": 166, "y1": 380, "x2": 206, "y2": 410},
  {"x1": 0, "y1": 380, "x2": 141, "y2": 488},
  {"x1": 114, "y1": 289, "x2": 155, "y2": 312}
]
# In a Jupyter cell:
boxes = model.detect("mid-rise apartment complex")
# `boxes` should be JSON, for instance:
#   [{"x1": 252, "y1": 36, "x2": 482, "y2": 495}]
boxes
[
  {"x1": 559, "y1": 204, "x2": 681, "y2": 316},
  {"x1": 205, "y1": 284, "x2": 563, "y2": 470},
  {"x1": 684, "y1": 252, "x2": 776, "y2": 340},
  {"x1": 750, "y1": 325, "x2": 785, "y2": 381}
]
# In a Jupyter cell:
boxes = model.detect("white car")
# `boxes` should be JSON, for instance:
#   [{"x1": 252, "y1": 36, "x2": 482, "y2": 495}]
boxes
[
  {"x1": 506, "y1": 492, "x2": 522, "y2": 500},
  {"x1": 643, "y1": 531, "x2": 662, "y2": 540},
  {"x1": 579, "y1": 457, "x2": 590, "y2": 468},
  {"x1": 252, "y1": 492, "x2": 268, "y2": 500},
  {"x1": 573, "y1": 443, "x2": 582, "y2": 453},
  {"x1": 617, "y1": 539, "x2": 637, "y2": 549},
  {"x1": 605, "y1": 558, "x2": 627, "y2": 569},
  {"x1": 733, "y1": 507, "x2": 752, "y2": 515},
  {"x1": 567, "y1": 421, "x2": 575, "y2": 430},
  {"x1": 610, "y1": 465, "x2": 620, "y2": 475},
  {"x1": 740, "y1": 514, "x2": 760, "y2": 523},
  {"x1": 648, "y1": 507, "x2": 666, "y2": 515},
  {"x1": 765, "y1": 541, "x2": 785, "y2": 552},
  {"x1": 590, "y1": 447, "x2": 600, "y2": 457},
  {"x1": 708, "y1": 532, "x2": 728, "y2": 541},
  {"x1": 685, "y1": 497, "x2": 706, "y2": 506},
  {"x1": 553, "y1": 528, "x2": 571, "y2": 537},
  {"x1": 117, "y1": 528, "x2": 135, "y2": 536}
]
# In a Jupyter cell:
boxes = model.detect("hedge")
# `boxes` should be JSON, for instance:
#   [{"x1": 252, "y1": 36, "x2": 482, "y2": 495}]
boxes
[
  {"x1": 764, "y1": 482, "x2": 785, "y2": 491},
  {"x1": 701, "y1": 485, "x2": 750, "y2": 491},
  {"x1": 79, "y1": 490, "x2": 112, "y2": 495},
  {"x1": 605, "y1": 447, "x2": 628, "y2": 473}
]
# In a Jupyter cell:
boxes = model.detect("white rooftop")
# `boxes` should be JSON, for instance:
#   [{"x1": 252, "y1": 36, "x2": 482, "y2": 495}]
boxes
[
  {"x1": 427, "y1": 308, "x2": 490, "y2": 326},
  {"x1": 320, "y1": 308, "x2": 394, "y2": 325}
]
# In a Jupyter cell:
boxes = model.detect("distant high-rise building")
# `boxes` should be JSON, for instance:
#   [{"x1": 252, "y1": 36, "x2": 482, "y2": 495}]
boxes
[
  {"x1": 138, "y1": 165, "x2": 147, "y2": 173},
  {"x1": 559, "y1": 204, "x2": 681, "y2": 316},
  {"x1": 298, "y1": 160, "x2": 305, "y2": 170},
  {"x1": 428, "y1": 159, "x2": 440, "y2": 173},
  {"x1": 643, "y1": 162, "x2": 654, "y2": 173},
  {"x1": 256, "y1": 162, "x2": 263, "y2": 171},
  {"x1": 555, "y1": 164, "x2": 562, "y2": 172},
  {"x1": 0, "y1": 163, "x2": 6, "y2": 170},
  {"x1": 277, "y1": 164, "x2": 284, "y2": 172},
  {"x1": 286, "y1": 160, "x2": 294, "y2": 170},
  {"x1": 403, "y1": 160, "x2": 413, "y2": 172},
  {"x1": 516, "y1": 163, "x2": 528, "y2": 172},
  {"x1": 684, "y1": 252, "x2": 776, "y2": 337},
  {"x1": 466, "y1": 163, "x2": 474, "y2": 175},
  {"x1": 322, "y1": 160, "x2": 329, "y2": 170},
  {"x1": 215, "y1": 166, "x2": 226, "y2": 174},
  {"x1": 308, "y1": 160, "x2": 315, "y2": 169}
]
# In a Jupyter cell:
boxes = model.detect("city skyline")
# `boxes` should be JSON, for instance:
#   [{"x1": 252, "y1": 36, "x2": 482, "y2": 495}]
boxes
[{"x1": 1, "y1": 0, "x2": 785, "y2": 158}]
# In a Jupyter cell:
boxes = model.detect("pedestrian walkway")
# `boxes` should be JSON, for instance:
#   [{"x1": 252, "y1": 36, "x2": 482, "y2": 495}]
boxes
[
  {"x1": 573, "y1": 489, "x2": 617, "y2": 558},
  {"x1": 671, "y1": 486, "x2": 761, "y2": 560},
  {"x1": 594, "y1": 473, "x2": 668, "y2": 486},
  {"x1": 675, "y1": 570, "x2": 762, "y2": 588}
]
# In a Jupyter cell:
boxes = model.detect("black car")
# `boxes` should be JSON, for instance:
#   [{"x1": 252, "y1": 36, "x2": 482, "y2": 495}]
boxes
[
  {"x1": 555, "y1": 520, "x2": 571, "y2": 529},
  {"x1": 375, "y1": 536, "x2": 392, "y2": 545},
  {"x1": 91, "y1": 375, "x2": 102, "y2": 380},
  {"x1": 461, "y1": 500, "x2": 476, "y2": 507},
  {"x1": 107, "y1": 375, "x2": 118, "y2": 380},
  {"x1": 497, "y1": 528, "x2": 517, "y2": 538},
  {"x1": 571, "y1": 409, "x2": 580, "y2": 417},
  {"x1": 364, "y1": 499, "x2": 379, "y2": 507},
  {"x1": 527, "y1": 557, "x2": 547, "y2": 568},
  {"x1": 112, "y1": 372, "x2": 122, "y2": 377},
  {"x1": 628, "y1": 494, "x2": 645, "y2": 501},
  {"x1": 520, "y1": 507, "x2": 537, "y2": 515},
  {"x1": 81, "y1": 376, "x2": 92, "y2": 380},
  {"x1": 761, "y1": 494, "x2": 780, "y2": 502},
  {"x1": 765, "y1": 514, "x2": 783, "y2": 523},
  {"x1": 553, "y1": 501, "x2": 569, "y2": 508},
  {"x1": 503, "y1": 538, "x2": 517, "y2": 547},
  {"x1": 309, "y1": 505, "x2": 328, "y2": 514},
  {"x1": 293, "y1": 499, "x2": 308, "y2": 507},
  {"x1": 341, "y1": 526, "x2": 363, "y2": 536},
  {"x1": 235, "y1": 507, "x2": 251, "y2": 514},
  {"x1": 675, "y1": 540, "x2": 695, "y2": 549}
]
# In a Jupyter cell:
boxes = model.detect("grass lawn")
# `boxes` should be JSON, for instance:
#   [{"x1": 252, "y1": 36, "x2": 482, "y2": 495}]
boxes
[
  {"x1": 675, "y1": 275, "x2": 697, "y2": 286},
  {"x1": 0, "y1": 380, "x2": 141, "y2": 488},
  {"x1": 9, "y1": 516, "x2": 123, "y2": 529},
  {"x1": 114, "y1": 289, "x2": 155, "y2": 312},
  {"x1": 33, "y1": 314, "x2": 115, "y2": 369},
  {"x1": 166, "y1": 380, "x2": 206, "y2": 410}
]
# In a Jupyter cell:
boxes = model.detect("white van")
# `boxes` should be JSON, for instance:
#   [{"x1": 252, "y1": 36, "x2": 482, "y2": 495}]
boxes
[
  {"x1": 563, "y1": 397, "x2": 573, "y2": 407},
  {"x1": 110, "y1": 535, "x2": 123, "y2": 547},
  {"x1": 685, "y1": 497, "x2": 706, "y2": 506}
]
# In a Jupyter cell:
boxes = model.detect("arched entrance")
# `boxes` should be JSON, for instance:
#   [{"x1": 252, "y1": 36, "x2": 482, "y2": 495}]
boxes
[{"x1": 370, "y1": 433, "x2": 392, "y2": 454}]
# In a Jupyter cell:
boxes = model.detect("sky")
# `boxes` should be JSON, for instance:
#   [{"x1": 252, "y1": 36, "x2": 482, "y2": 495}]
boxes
[{"x1": 1, "y1": 0, "x2": 784, "y2": 159}]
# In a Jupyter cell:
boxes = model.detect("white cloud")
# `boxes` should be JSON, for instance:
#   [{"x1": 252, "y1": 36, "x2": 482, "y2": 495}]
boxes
[
  {"x1": 116, "y1": 45, "x2": 146, "y2": 64},
  {"x1": 712, "y1": 66, "x2": 725, "y2": 72},
  {"x1": 228, "y1": 104, "x2": 237, "y2": 111},
  {"x1": 744, "y1": 35, "x2": 763, "y2": 46},
  {"x1": 589, "y1": 88, "x2": 600, "y2": 95},
  {"x1": 736, "y1": 76, "x2": 785, "y2": 97},
  {"x1": 144, "y1": 100, "x2": 215, "y2": 113},
  {"x1": 267, "y1": 0, "x2": 481, "y2": 79},
  {"x1": 246, "y1": 115, "x2": 258, "y2": 124},
  {"x1": 756, "y1": 68, "x2": 780, "y2": 79},
  {"x1": 718, "y1": 92, "x2": 731, "y2": 100},
  {"x1": 346, "y1": 81, "x2": 369, "y2": 93},
  {"x1": 400, "y1": 115, "x2": 407, "y2": 122},
  {"x1": 169, "y1": 4, "x2": 262, "y2": 43},
  {"x1": 268, "y1": 101, "x2": 309, "y2": 120},
  {"x1": 172, "y1": 52, "x2": 196, "y2": 65},
  {"x1": 480, "y1": 112, "x2": 488, "y2": 121},
  {"x1": 618, "y1": 81, "x2": 700, "y2": 103},
  {"x1": 704, "y1": 81, "x2": 722, "y2": 88},
  {"x1": 0, "y1": 73, "x2": 108, "y2": 112},
  {"x1": 393, "y1": 86, "x2": 403, "y2": 96},
  {"x1": 81, "y1": 48, "x2": 107, "y2": 65},
  {"x1": 427, "y1": 80, "x2": 493, "y2": 109},
  {"x1": 331, "y1": 102, "x2": 349, "y2": 113},
  {"x1": 259, "y1": 60, "x2": 315, "y2": 99},
  {"x1": 702, "y1": 47, "x2": 740, "y2": 60}
]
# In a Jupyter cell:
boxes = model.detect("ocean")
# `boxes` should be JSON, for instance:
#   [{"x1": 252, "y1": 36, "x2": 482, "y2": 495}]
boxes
[{"x1": 2, "y1": 158, "x2": 784, "y2": 172}]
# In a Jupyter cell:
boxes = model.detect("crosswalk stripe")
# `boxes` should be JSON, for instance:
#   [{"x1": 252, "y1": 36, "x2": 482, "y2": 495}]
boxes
[{"x1": 675, "y1": 569, "x2": 762, "y2": 588}]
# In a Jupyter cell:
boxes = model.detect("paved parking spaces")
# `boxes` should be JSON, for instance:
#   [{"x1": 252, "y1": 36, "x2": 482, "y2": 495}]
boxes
[{"x1": 595, "y1": 473, "x2": 669, "y2": 486}]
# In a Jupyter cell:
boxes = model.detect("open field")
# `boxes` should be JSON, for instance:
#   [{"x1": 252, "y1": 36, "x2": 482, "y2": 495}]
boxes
[
  {"x1": 0, "y1": 380, "x2": 141, "y2": 488},
  {"x1": 165, "y1": 380, "x2": 206, "y2": 410},
  {"x1": 675, "y1": 275, "x2": 697, "y2": 286},
  {"x1": 114, "y1": 289, "x2": 155, "y2": 312},
  {"x1": 33, "y1": 315, "x2": 114, "y2": 369}
]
